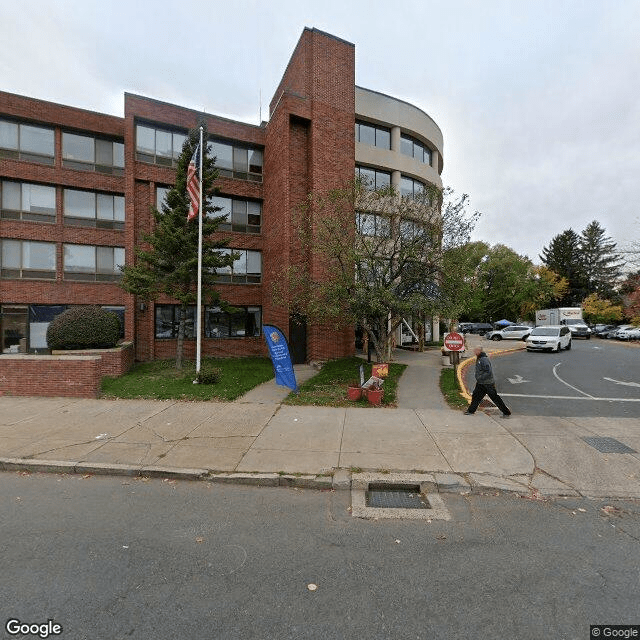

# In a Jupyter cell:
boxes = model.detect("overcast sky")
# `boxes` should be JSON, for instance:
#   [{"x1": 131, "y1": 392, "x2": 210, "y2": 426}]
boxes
[{"x1": 2, "y1": 0, "x2": 639, "y2": 264}]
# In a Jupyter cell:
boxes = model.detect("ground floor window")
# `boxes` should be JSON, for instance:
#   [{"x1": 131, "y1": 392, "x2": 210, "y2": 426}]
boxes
[
  {"x1": 154, "y1": 305, "x2": 196, "y2": 339},
  {"x1": 154, "y1": 304, "x2": 262, "y2": 339},
  {"x1": 204, "y1": 306, "x2": 261, "y2": 338}
]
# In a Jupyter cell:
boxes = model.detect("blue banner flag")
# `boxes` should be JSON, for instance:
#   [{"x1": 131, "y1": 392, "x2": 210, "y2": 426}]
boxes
[{"x1": 263, "y1": 325, "x2": 298, "y2": 392}]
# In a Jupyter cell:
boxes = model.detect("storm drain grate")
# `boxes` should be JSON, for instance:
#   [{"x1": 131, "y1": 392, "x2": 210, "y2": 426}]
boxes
[
  {"x1": 581, "y1": 436, "x2": 637, "y2": 454},
  {"x1": 365, "y1": 483, "x2": 430, "y2": 510}
]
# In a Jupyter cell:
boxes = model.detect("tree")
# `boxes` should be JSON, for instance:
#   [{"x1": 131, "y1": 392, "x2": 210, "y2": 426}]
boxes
[
  {"x1": 581, "y1": 293, "x2": 623, "y2": 325},
  {"x1": 578, "y1": 221, "x2": 623, "y2": 300},
  {"x1": 620, "y1": 271, "x2": 640, "y2": 323},
  {"x1": 539, "y1": 229, "x2": 584, "y2": 305},
  {"x1": 273, "y1": 180, "x2": 479, "y2": 362},
  {"x1": 120, "y1": 126, "x2": 234, "y2": 369}
]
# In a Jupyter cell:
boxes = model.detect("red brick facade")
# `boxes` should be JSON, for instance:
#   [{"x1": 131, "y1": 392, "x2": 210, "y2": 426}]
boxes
[{"x1": 1, "y1": 28, "x2": 358, "y2": 365}]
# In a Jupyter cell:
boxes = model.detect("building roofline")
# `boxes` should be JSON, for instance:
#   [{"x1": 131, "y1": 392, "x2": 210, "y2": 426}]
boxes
[
  {"x1": 303, "y1": 27, "x2": 355, "y2": 48},
  {"x1": 124, "y1": 92, "x2": 265, "y2": 130},
  {"x1": 355, "y1": 85, "x2": 443, "y2": 138},
  {"x1": 0, "y1": 89, "x2": 123, "y2": 124}
]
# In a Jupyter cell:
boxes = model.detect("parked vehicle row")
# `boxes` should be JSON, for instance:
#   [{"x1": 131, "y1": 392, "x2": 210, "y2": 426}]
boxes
[
  {"x1": 591, "y1": 324, "x2": 640, "y2": 340},
  {"x1": 458, "y1": 320, "x2": 639, "y2": 344}
]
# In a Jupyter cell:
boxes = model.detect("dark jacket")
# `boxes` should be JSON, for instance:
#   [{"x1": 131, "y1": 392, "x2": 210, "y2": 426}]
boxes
[{"x1": 474, "y1": 351, "x2": 495, "y2": 385}]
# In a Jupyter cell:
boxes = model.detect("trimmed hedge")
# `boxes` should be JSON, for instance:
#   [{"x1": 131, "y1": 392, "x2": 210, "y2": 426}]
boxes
[{"x1": 47, "y1": 306, "x2": 121, "y2": 350}]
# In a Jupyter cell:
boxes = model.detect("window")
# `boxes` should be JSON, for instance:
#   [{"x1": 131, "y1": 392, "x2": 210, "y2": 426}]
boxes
[
  {"x1": 208, "y1": 139, "x2": 263, "y2": 182},
  {"x1": 62, "y1": 132, "x2": 125, "y2": 175},
  {"x1": 400, "y1": 133, "x2": 432, "y2": 165},
  {"x1": 356, "y1": 212, "x2": 390, "y2": 237},
  {"x1": 156, "y1": 186, "x2": 170, "y2": 210},
  {"x1": 63, "y1": 189, "x2": 125, "y2": 229},
  {"x1": 155, "y1": 305, "x2": 195, "y2": 339},
  {"x1": 1, "y1": 181, "x2": 56, "y2": 222},
  {"x1": 204, "y1": 306, "x2": 261, "y2": 338},
  {"x1": 400, "y1": 175, "x2": 428, "y2": 200},
  {"x1": 63, "y1": 244, "x2": 124, "y2": 281},
  {"x1": 1, "y1": 304, "x2": 28, "y2": 353},
  {"x1": 355, "y1": 165, "x2": 391, "y2": 190},
  {"x1": 135, "y1": 124, "x2": 187, "y2": 167},
  {"x1": 1, "y1": 239, "x2": 56, "y2": 279},
  {"x1": 0, "y1": 119, "x2": 54, "y2": 164},
  {"x1": 215, "y1": 249, "x2": 262, "y2": 283},
  {"x1": 211, "y1": 196, "x2": 261, "y2": 233},
  {"x1": 355, "y1": 121, "x2": 391, "y2": 150}
]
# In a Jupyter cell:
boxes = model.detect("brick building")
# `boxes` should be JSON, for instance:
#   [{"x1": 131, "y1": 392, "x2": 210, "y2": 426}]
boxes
[{"x1": 0, "y1": 28, "x2": 443, "y2": 364}]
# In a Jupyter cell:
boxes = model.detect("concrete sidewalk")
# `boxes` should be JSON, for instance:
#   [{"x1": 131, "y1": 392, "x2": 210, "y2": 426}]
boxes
[{"x1": 1, "y1": 350, "x2": 639, "y2": 499}]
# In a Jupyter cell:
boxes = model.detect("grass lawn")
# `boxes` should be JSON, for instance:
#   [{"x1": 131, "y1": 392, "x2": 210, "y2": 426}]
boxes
[
  {"x1": 439, "y1": 366, "x2": 468, "y2": 410},
  {"x1": 101, "y1": 357, "x2": 275, "y2": 401},
  {"x1": 285, "y1": 356, "x2": 407, "y2": 407}
]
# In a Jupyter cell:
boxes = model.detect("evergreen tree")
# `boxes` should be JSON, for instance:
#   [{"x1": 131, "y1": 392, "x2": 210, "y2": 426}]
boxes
[
  {"x1": 578, "y1": 221, "x2": 623, "y2": 300},
  {"x1": 120, "y1": 126, "x2": 234, "y2": 369},
  {"x1": 539, "y1": 229, "x2": 584, "y2": 305}
]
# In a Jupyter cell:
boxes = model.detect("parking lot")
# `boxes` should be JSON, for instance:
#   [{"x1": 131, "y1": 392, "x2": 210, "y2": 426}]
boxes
[{"x1": 463, "y1": 335, "x2": 640, "y2": 418}]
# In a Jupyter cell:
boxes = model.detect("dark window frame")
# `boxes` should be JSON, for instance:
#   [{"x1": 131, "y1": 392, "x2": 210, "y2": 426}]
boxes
[
  {"x1": 63, "y1": 244, "x2": 125, "y2": 282},
  {"x1": 204, "y1": 305, "x2": 262, "y2": 339},
  {"x1": 0, "y1": 239, "x2": 57, "y2": 280},
  {"x1": 62, "y1": 131, "x2": 125, "y2": 175},
  {"x1": 154, "y1": 304, "x2": 196, "y2": 340},
  {"x1": 0, "y1": 119, "x2": 55, "y2": 165},
  {"x1": 63, "y1": 188, "x2": 125, "y2": 230},
  {"x1": 0, "y1": 180, "x2": 56, "y2": 223},
  {"x1": 208, "y1": 138, "x2": 263, "y2": 182}
]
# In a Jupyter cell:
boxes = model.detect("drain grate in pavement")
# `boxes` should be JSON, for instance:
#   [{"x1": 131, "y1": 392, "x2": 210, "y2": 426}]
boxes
[
  {"x1": 365, "y1": 484, "x2": 430, "y2": 510},
  {"x1": 581, "y1": 436, "x2": 636, "y2": 454}
]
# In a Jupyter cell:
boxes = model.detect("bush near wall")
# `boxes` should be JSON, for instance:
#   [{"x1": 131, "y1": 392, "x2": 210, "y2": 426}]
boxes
[{"x1": 47, "y1": 306, "x2": 121, "y2": 350}]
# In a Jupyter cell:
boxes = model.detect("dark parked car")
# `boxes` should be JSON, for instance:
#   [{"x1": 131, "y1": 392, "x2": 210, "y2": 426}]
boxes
[
  {"x1": 468, "y1": 323, "x2": 493, "y2": 335},
  {"x1": 593, "y1": 324, "x2": 617, "y2": 338}
]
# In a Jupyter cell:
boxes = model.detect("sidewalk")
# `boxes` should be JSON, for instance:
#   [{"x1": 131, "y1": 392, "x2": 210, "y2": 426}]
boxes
[{"x1": 1, "y1": 352, "x2": 639, "y2": 499}]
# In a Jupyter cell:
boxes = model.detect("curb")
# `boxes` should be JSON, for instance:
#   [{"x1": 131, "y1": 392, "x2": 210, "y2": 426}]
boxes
[
  {"x1": 457, "y1": 344, "x2": 526, "y2": 402},
  {"x1": 5, "y1": 457, "x2": 638, "y2": 500}
]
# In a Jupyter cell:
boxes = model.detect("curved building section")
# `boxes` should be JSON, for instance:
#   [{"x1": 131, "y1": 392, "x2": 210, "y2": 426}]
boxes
[{"x1": 355, "y1": 86, "x2": 443, "y2": 191}]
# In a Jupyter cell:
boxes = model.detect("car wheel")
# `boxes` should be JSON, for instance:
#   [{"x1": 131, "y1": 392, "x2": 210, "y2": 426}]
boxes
[
  {"x1": 566, "y1": 340, "x2": 571, "y2": 350},
  {"x1": 491, "y1": 335, "x2": 502, "y2": 341},
  {"x1": 586, "y1": 335, "x2": 591, "y2": 340}
]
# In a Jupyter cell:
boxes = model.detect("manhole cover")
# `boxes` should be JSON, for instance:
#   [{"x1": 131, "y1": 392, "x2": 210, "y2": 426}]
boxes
[
  {"x1": 366, "y1": 483, "x2": 430, "y2": 510},
  {"x1": 581, "y1": 436, "x2": 636, "y2": 454}
]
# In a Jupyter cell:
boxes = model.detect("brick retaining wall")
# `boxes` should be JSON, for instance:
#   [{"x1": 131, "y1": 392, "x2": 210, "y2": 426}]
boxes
[{"x1": 0, "y1": 342, "x2": 134, "y2": 398}]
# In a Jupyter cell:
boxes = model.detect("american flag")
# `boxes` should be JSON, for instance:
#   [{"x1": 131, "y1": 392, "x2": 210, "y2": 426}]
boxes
[{"x1": 187, "y1": 144, "x2": 200, "y2": 221}]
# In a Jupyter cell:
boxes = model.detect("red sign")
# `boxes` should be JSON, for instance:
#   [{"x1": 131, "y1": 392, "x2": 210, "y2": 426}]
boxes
[{"x1": 443, "y1": 332, "x2": 465, "y2": 351}]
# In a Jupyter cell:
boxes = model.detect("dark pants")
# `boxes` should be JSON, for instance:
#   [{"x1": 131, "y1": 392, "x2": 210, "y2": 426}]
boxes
[{"x1": 467, "y1": 383, "x2": 511, "y2": 416}]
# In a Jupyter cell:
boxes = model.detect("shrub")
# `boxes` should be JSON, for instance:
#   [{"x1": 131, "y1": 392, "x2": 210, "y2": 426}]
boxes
[
  {"x1": 47, "y1": 306, "x2": 121, "y2": 350},
  {"x1": 196, "y1": 366, "x2": 222, "y2": 385}
]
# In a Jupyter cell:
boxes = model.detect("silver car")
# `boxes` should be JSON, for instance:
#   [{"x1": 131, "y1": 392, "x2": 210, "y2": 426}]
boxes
[
  {"x1": 486, "y1": 325, "x2": 532, "y2": 341},
  {"x1": 526, "y1": 326, "x2": 572, "y2": 352}
]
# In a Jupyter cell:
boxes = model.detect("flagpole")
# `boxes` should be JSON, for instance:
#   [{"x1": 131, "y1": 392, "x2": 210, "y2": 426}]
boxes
[{"x1": 196, "y1": 126, "x2": 204, "y2": 375}]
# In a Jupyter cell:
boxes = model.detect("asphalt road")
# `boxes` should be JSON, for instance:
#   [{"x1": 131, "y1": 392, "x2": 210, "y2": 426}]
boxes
[
  {"x1": 2, "y1": 472, "x2": 640, "y2": 640},
  {"x1": 466, "y1": 338, "x2": 640, "y2": 417}
]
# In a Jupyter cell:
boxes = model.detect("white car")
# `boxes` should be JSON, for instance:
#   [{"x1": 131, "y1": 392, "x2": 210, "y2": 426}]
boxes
[
  {"x1": 486, "y1": 325, "x2": 532, "y2": 341},
  {"x1": 613, "y1": 325, "x2": 636, "y2": 340},
  {"x1": 526, "y1": 326, "x2": 572, "y2": 352},
  {"x1": 618, "y1": 325, "x2": 640, "y2": 341}
]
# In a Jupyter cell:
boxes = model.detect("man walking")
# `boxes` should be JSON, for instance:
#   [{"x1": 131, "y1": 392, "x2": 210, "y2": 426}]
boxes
[{"x1": 464, "y1": 346, "x2": 511, "y2": 418}]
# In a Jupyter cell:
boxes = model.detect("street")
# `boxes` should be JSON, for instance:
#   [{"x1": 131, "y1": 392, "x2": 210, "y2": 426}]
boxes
[
  {"x1": 465, "y1": 339, "x2": 640, "y2": 417},
  {"x1": 2, "y1": 472, "x2": 639, "y2": 640}
]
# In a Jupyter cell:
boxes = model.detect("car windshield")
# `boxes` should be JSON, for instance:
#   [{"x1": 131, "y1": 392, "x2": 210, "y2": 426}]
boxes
[{"x1": 530, "y1": 328, "x2": 560, "y2": 336}]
